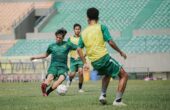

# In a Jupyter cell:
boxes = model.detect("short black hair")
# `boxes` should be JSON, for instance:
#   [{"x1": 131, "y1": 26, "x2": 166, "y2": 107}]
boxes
[
  {"x1": 73, "y1": 23, "x2": 81, "y2": 29},
  {"x1": 87, "y1": 7, "x2": 99, "y2": 20},
  {"x1": 55, "y1": 28, "x2": 67, "y2": 38}
]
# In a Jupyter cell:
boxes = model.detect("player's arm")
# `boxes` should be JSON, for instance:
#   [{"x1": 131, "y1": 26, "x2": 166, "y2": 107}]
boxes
[
  {"x1": 108, "y1": 40, "x2": 126, "y2": 59},
  {"x1": 77, "y1": 48, "x2": 86, "y2": 64},
  {"x1": 77, "y1": 36, "x2": 89, "y2": 69},
  {"x1": 30, "y1": 53, "x2": 49, "y2": 61},
  {"x1": 83, "y1": 52, "x2": 86, "y2": 57},
  {"x1": 30, "y1": 44, "x2": 51, "y2": 61},
  {"x1": 101, "y1": 25, "x2": 127, "y2": 59},
  {"x1": 77, "y1": 47, "x2": 89, "y2": 69}
]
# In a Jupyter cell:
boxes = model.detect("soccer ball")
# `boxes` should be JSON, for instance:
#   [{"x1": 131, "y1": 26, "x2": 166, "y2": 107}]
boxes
[{"x1": 56, "y1": 84, "x2": 68, "y2": 96}]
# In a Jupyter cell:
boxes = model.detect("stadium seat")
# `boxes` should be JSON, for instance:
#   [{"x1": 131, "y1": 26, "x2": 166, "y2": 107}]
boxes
[{"x1": 41, "y1": 0, "x2": 150, "y2": 32}]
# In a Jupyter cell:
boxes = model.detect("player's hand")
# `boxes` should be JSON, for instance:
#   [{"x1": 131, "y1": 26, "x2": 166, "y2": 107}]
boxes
[
  {"x1": 83, "y1": 63, "x2": 89, "y2": 70},
  {"x1": 120, "y1": 51, "x2": 127, "y2": 59}
]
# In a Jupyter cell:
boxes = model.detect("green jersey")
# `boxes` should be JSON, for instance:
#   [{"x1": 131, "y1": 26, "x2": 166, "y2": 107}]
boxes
[{"x1": 46, "y1": 41, "x2": 77, "y2": 71}]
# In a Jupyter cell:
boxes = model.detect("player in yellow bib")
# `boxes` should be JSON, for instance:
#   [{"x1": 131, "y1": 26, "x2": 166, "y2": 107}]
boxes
[
  {"x1": 77, "y1": 8, "x2": 128, "y2": 106},
  {"x1": 67, "y1": 24, "x2": 84, "y2": 92}
]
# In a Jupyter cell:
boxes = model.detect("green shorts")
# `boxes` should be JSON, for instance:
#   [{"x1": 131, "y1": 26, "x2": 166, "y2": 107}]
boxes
[
  {"x1": 70, "y1": 58, "x2": 83, "y2": 72},
  {"x1": 92, "y1": 54, "x2": 122, "y2": 78},
  {"x1": 47, "y1": 66, "x2": 68, "y2": 79}
]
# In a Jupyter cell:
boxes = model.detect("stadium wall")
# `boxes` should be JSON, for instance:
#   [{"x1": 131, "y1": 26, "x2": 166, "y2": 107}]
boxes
[
  {"x1": 35, "y1": 8, "x2": 53, "y2": 17},
  {"x1": 133, "y1": 29, "x2": 170, "y2": 36},
  {"x1": 34, "y1": 9, "x2": 57, "y2": 33},
  {"x1": 1, "y1": 54, "x2": 170, "y2": 80},
  {"x1": 112, "y1": 53, "x2": 170, "y2": 73},
  {"x1": 26, "y1": 32, "x2": 73, "y2": 40},
  {"x1": 26, "y1": 32, "x2": 55, "y2": 39},
  {"x1": 14, "y1": 9, "x2": 35, "y2": 39}
]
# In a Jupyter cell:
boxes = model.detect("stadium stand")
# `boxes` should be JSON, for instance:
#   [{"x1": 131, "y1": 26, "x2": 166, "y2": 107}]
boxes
[
  {"x1": 2, "y1": 0, "x2": 170, "y2": 56},
  {"x1": 0, "y1": 2, "x2": 34, "y2": 34},
  {"x1": 4, "y1": 34, "x2": 170, "y2": 56},
  {"x1": 0, "y1": 0, "x2": 170, "y2": 80},
  {"x1": 106, "y1": 35, "x2": 170, "y2": 54},
  {"x1": 123, "y1": 35, "x2": 170, "y2": 53},
  {"x1": 141, "y1": 0, "x2": 170, "y2": 29},
  {"x1": 41, "y1": 0, "x2": 150, "y2": 32},
  {"x1": 4, "y1": 39, "x2": 54, "y2": 56},
  {"x1": 0, "y1": 40, "x2": 16, "y2": 55},
  {"x1": 0, "y1": 1, "x2": 54, "y2": 35}
]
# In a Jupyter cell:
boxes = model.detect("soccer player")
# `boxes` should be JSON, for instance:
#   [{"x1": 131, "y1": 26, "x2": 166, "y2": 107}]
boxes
[
  {"x1": 77, "y1": 8, "x2": 128, "y2": 106},
  {"x1": 67, "y1": 23, "x2": 84, "y2": 93},
  {"x1": 30, "y1": 28, "x2": 77, "y2": 96}
]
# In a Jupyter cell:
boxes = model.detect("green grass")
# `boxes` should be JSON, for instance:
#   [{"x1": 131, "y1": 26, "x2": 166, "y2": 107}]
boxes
[{"x1": 0, "y1": 80, "x2": 170, "y2": 110}]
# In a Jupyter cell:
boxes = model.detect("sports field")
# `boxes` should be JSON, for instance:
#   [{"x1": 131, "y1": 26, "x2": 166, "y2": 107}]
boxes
[{"x1": 0, "y1": 80, "x2": 169, "y2": 110}]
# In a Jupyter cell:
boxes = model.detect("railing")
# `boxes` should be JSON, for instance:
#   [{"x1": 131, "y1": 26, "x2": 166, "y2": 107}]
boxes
[
  {"x1": 0, "y1": 59, "x2": 49, "y2": 74},
  {"x1": 0, "y1": 58, "x2": 50, "y2": 82}
]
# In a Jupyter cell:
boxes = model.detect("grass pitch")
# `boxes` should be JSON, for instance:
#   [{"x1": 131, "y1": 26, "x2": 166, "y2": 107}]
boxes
[{"x1": 0, "y1": 80, "x2": 170, "y2": 110}]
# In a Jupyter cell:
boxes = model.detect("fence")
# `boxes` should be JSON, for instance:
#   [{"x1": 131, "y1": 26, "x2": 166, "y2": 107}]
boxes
[
  {"x1": 0, "y1": 59, "x2": 49, "y2": 82},
  {"x1": 0, "y1": 57, "x2": 169, "y2": 82}
]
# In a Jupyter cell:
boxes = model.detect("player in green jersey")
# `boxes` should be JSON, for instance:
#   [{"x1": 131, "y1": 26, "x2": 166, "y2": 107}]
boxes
[{"x1": 30, "y1": 28, "x2": 77, "y2": 96}]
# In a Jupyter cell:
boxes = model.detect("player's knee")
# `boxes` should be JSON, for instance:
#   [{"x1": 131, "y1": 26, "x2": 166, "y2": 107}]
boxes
[
  {"x1": 59, "y1": 75, "x2": 65, "y2": 80},
  {"x1": 78, "y1": 70, "x2": 83, "y2": 76},
  {"x1": 122, "y1": 71, "x2": 128, "y2": 80},
  {"x1": 47, "y1": 74, "x2": 54, "y2": 81},
  {"x1": 119, "y1": 68, "x2": 128, "y2": 79},
  {"x1": 70, "y1": 75, "x2": 74, "y2": 79},
  {"x1": 125, "y1": 72, "x2": 128, "y2": 80},
  {"x1": 69, "y1": 73, "x2": 75, "y2": 78}
]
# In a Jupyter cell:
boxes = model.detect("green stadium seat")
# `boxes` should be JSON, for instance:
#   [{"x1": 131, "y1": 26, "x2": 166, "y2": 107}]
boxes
[
  {"x1": 141, "y1": 0, "x2": 170, "y2": 29},
  {"x1": 115, "y1": 35, "x2": 170, "y2": 54},
  {"x1": 41, "y1": 0, "x2": 150, "y2": 32},
  {"x1": 4, "y1": 40, "x2": 54, "y2": 56}
]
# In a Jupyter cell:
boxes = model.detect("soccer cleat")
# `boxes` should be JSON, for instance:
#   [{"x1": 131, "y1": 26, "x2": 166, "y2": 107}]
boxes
[
  {"x1": 113, "y1": 101, "x2": 127, "y2": 106},
  {"x1": 78, "y1": 89, "x2": 84, "y2": 93},
  {"x1": 41, "y1": 83, "x2": 47, "y2": 96},
  {"x1": 99, "y1": 95, "x2": 107, "y2": 105}
]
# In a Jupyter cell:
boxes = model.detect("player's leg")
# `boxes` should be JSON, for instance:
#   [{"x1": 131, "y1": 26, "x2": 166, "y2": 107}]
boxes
[
  {"x1": 104, "y1": 56, "x2": 128, "y2": 106},
  {"x1": 99, "y1": 75, "x2": 111, "y2": 105},
  {"x1": 117, "y1": 68, "x2": 128, "y2": 93},
  {"x1": 44, "y1": 74, "x2": 54, "y2": 85},
  {"x1": 67, "y1": 64, "x2": 77, "y2": 87},
  {"x1": 46, "y1": 75, "x2": 65, "y2": 95},
  {"x1": 91, "y1": 55, "x2": 111, "y2": 104},
  {"x1": 113, "y1": 68, "x2": 128, "y2": 106},
  {"x1": 41, "y1": 74, "x2": 54, "y2": 96},
  {"x1": 67, "y1": 72, "x2": 76, "y2": 87},
  {"x1": 78, "y1": 67, "x2": 84, "y2": 92}
]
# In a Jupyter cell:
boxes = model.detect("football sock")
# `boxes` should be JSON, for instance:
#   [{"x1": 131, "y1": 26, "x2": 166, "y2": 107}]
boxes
[
  {"x1": 101, "y1": 86, "x2": 107, "y2": 97},
  {"x1": 41, "y1": 83, "x2": 47, "y2": 93},
  {"x1": 47, "y1": 87, "x2": 54, "y2": 95},
  {"x1": 69, "y1": 78, "x2": 72, "y2": 82},
  {"x1": 116, "y1": 98, "x2": 122, "y2": 102},
  {"x1": 79, "y1": 83, "x2": 83, "y2": 89},
  {"x1": 115, "y1": 92, "x2": 123, "y2": 102}
]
